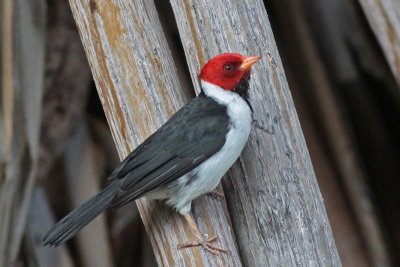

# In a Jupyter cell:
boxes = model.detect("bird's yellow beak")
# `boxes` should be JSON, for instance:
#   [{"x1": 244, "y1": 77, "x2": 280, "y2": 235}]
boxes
[{"x1": 240, "y1": 55, "x2": 261, "y2": 71}]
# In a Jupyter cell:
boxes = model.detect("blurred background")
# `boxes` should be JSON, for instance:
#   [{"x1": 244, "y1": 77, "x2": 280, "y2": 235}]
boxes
[{"x1": 0, "y1": 0, "x2": 399, "y2": 266}]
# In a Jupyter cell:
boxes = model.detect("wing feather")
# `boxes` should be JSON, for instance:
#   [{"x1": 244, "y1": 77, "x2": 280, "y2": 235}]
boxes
[{"x1": 109, "y1": 95, "x2": 230, "y2": 208}]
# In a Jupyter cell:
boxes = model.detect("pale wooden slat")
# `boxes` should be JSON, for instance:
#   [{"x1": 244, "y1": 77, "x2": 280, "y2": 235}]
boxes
[
  {"x1": 68, "y1": 0, "x2": 242, "y2": 266},
  {"x1": 170, "y1": 0, "x2": 341, "y2": 266},
  {"x1": 9, "y1": 0, "x2": 46, "y2": 261},
  {"x1": 0, "y1": 0, "x2": 14, "y2": 164},
  {"x1": 0, "y1": 0, "x2": 46, "y2": 265},
  {"x1": 358, "y1": 0, "x2": 400, "y2": 87}
]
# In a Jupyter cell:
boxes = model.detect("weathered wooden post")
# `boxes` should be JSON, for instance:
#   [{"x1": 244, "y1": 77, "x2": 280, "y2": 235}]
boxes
[
  {"x1": 68, "y1": 0, "x2": 341, "y2": 265},
  {"x1": 170, "y1": 0, "x2": 341, "y2": 266},
  {"x1": 68, "y1": 0, "x2": 242, "y2": 265}
]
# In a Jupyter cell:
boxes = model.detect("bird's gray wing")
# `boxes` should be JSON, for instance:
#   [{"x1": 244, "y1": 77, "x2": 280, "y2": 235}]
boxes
[{"x1": 109, "y1": 94, "x2": 230, "y2": 208}]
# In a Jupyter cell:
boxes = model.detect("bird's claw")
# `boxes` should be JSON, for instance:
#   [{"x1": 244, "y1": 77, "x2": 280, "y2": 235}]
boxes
[
  {"x1": 207, "y1": 190, "x2": 225, "y2": 201},
  {"x1": 177, "y1": 235, "x2": 229, "y2": 255}
]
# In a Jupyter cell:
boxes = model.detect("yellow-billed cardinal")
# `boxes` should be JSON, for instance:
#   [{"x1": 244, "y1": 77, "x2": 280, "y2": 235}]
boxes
[{"x1": 43, "y1": 53, "x2": 260, "y2": 254}]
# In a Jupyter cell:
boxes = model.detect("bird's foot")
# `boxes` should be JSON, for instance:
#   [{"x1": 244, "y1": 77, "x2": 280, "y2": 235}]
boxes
[
  {"x1": 177, "y1": 235, "x2": 229, "y2": 255},
  {"x1": 207, "y1": 190, "x2": 225, "y2": 201}
]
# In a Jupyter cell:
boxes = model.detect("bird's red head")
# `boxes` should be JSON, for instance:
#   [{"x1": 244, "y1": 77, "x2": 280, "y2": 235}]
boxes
[{"x1": 199, "y1": 53, "x2": 261, "y2": 90}]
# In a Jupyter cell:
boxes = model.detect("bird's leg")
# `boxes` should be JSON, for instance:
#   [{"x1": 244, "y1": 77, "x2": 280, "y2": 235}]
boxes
[
  {"x1": 207, "y1": 189, "x2": 225, "y2": 201},
  {"x1": 177, "y1": 214, "x2": 229, "y2": 254}
]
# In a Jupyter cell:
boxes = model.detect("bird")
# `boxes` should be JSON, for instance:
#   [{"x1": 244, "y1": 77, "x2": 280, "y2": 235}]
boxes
[{"x1": 43, "y1": 53, "x2": 260, "y2": 254}]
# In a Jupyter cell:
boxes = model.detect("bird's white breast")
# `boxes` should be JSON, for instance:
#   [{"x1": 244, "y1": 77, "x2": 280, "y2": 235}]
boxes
[{"x1": 151, "y1": 81, "x2": 252, "y2": 214}]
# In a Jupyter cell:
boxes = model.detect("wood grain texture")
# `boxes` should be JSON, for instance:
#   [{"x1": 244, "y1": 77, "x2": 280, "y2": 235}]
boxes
[
  {"x1": 170, "y1": 0, "x2": 341, "y2": 266},
  {"x1": 358, "y1": 0, "x2": 400, "y2": 87},
  {"x1": 68, "y1": 0, "x2": 242, "y2": 266}
]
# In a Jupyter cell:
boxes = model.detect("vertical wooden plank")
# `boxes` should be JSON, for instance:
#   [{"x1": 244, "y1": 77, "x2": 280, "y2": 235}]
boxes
[
  {"x1": 0, "y1": 0, "x2": 46, "y2": 265},
  {"x1": 9, "y1": 0, "x2": 47, "y2": 260},
  {"x1": 170, "y1": 0, "x2": 341, "y2": 266},
  {"x1": 67, "y1": 0, "x2": 242, "y2": 266}
]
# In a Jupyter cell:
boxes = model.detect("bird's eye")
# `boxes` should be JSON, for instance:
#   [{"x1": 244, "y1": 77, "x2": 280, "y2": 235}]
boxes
[{"x1": 224, "y1": 64, "x2": 234, "y2": 72}]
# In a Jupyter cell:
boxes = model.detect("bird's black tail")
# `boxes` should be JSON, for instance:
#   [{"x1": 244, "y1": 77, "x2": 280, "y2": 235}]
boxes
[{"x1": 43, "y1": 181, "x2": 121, "y2": 246}]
